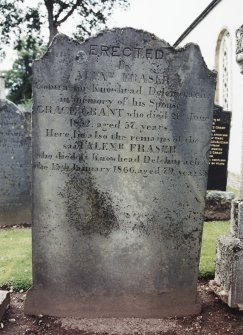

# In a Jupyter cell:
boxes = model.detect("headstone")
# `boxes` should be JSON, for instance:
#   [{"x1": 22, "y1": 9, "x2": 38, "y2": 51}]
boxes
[
  {"x1": 207, "y1": 105, "x2": 231, "y2": 191},
  {"x1": 206, "y1": 106, "x2": 232, "y2": 221},
  {"x1": 210, "y1": 24, "x2": 243, "y2": 310},
  {"x1": 0, "y1": 99, "x2": 31, "y2": 226},
  {"x1": 25, "y1": 28, "x2": 216, "y2": 318}
]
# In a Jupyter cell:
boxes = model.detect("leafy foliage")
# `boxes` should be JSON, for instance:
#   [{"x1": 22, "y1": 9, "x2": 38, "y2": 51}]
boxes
[
  {"x1": 1, "y1": 0, "x2": 129, "y2": 103},
  {"x1": 0, "y1": 1, "x2": 43, "y2": 57},
  {"x1": 0, "y1": 0, "x2": 129, "y2": 48},
  {"x1": 5, "y1": 37, "x2": 45, "y2": 104}
]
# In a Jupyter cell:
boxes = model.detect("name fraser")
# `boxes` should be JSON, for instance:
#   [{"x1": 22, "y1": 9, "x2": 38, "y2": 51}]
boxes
[{"x1": 62, "y1": 140, "x2": 176, "y2": 154}]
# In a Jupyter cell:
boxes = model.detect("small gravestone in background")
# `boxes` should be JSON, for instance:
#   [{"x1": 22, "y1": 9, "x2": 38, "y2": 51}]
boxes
[
  {"x1": 25, "y1": 28, "x2": 216, "y2": 318},
  {"x1": 204, "y1": 105, "x2": 233, "y2": 221},
  {"x1": 0, "y1": 99, "x2": 31, "y2": 226},
  {"x1": 204, "y1": 105, "x2": 234, "y2": 221},
  {"x1": 207, "y1": 105, "x2": 231, "y2": 191}
]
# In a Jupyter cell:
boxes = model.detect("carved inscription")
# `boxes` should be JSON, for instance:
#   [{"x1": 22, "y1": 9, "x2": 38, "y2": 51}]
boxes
[
  {"x1": 34, "y1": 43, "x2": 212, "y2": 180},
  {"x1": 207, "y1": 107, "x2": 231, "y2": 191}
]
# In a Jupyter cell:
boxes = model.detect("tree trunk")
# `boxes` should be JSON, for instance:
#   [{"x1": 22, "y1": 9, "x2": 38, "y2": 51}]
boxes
[
  {"x1": 49, "y1": 24, "x2": 59, "y2": 44},
  {"x1": 44, "y1": 0, "x2": 59, "y2": 45}
]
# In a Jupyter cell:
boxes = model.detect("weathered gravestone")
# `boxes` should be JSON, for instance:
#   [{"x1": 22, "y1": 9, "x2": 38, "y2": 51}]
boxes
[
  {"x1": 0, "y1": 99, "x2": 31, "y2": 226},
  {"x1": 25, "y1": 28, "x2": 216, "y2": 318}
]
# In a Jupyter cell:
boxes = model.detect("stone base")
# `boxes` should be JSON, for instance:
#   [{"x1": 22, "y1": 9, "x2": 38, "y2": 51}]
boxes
[
  {"x1": 0, "y1": 291, "x2": 10, "y2": 321},
  {"x1": 204, "y1": 191, "x2": 234, "y2": 221},
  {"x1": 25, "y1": 287, "x2": 201, "y2": 318},
  {"x1": 0, "y1": 206, "x2": 31, "y2": 227},
  {"x1": 209, "y1": 280, "x2": 229, "y2": 305},
  {"x1": 210, "y1": 235, "x2": 243, "y2": 309}
]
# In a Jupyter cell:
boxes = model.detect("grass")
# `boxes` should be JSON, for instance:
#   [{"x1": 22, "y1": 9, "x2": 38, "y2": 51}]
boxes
[
  {"x1": 227, "y1": 172, "x2": 240, "y2": 198},
  {"x1": 227, "y1": 185, "x2": 240, "y2": 198},
  {"x1": 0, "y1": 228, "x2": 32, "y2": 291},
  {"x1": 199, "y1": 220, "x2": 230, "y2": 278},
  {"x1": 0, "y1": 221, "x2": 230, "y2": 291}
]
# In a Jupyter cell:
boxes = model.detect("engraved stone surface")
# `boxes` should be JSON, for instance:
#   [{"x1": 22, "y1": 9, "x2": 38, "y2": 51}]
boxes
[
  {"x1": 207, "y1": 106, "x2": 231, "y2": 191},
  {"x1": 0, "y1": 99, "x2": 31, "y2": 226},
  {"x1": 25, "y1": 28, "x2": 216, "y2": 318}
]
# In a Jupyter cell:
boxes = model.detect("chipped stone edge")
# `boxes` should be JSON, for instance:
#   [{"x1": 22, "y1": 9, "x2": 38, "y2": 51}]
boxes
[
  {"x1": 177, "y1": 42, "x2": 217, "y2": 79},
  {"x1": 33, "y1": 27, "x2": 217, "y2": 80}
]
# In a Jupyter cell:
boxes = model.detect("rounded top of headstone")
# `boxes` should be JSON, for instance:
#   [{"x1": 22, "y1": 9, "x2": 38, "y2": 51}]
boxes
[
  {"x1": 0, "y1": 98, "x2": 22, "y2": 115},
  {"x1": 36, "y1": 27, "x2": 215, "y2": 78},
  {"x1": 50, "y1": 27, "x2": 171, "y2": 48}
]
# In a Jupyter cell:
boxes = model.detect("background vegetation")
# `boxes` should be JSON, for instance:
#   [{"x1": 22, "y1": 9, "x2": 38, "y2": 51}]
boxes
[
  {"x1": 0, "y1": 0, "x2": 129, "y2": 104},
  {"x1": 0, "y1": 228, "x2": 32, "y2": 291}
]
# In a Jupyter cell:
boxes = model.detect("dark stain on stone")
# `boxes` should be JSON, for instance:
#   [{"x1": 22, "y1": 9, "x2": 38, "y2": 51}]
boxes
[{"x1": 58, "y1": 175, "x2": 119, "y2": 237}]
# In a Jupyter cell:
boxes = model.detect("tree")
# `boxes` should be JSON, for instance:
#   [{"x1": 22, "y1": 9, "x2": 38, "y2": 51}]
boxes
[
  {"x1": 1, "y1": 0, "x2": 128, "y2": 104},
  {"x1": 5, "y1": 36, "x2": 45, "y2": 105},
  {"x1": 0, "y1": 2, "x2": 43, "y2": 59},
  {"x1": 0, "y1": 0, "x2": 129, "y2": 48}
]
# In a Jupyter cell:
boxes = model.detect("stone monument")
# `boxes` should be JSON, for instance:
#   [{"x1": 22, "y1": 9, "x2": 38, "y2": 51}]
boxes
[
  {"x1": 207, "y1": 105, "x2": 231, "y2": 191},
  {"x1": 0, "y1": 99, "x2": 31, "y2": 226},
  {"x1": 205, "y1": 105, "x2": 233, "y2": 221},
  {"x1": 210, "y1": 24, "x2": 243, "y2": 310},
  {"x1": 25, "y1": 28, "x2": 216, "y2": 318}
]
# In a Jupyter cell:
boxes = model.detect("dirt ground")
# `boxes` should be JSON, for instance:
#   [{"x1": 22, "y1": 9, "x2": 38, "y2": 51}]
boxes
[{"x1": 1, "y1": 281, "x2": 243, "y2": 335}]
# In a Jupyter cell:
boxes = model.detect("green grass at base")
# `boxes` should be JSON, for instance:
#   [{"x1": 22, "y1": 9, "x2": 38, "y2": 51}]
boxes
[
  {"x1": 199, "y1": 220, "x2": 230, "y2": 278},
  {"x1": 0, "y1": 221, "x2": 230, "y2": 291},
  {"x1": 0, "y1": 228, "x2": 32, "y2": 291},
  {"x1": 227, "y1": 185, "x2": 240, "y2": 198}
]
